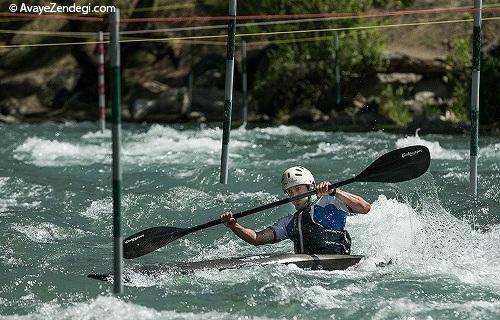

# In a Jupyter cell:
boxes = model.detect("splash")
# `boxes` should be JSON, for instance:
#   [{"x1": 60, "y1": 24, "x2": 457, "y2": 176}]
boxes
[
  {"x1": 350, "y1": 175, "x2": 500, "y2": 289},
  {"x1": 13, "y1": 137, "x2": 109, "y2": 167},
  {"x1": 395, "y1": 130, "x2": 463, "y2": 160},
  {"x1": 481, "y1": 143, "x2": 500, "y2": 159},
  {"x1": 254, "y1": 125, "x2": 326, "y2": 137},
  {"x1": 81, "y1": 129, "x2": 112, "y2": 140}
]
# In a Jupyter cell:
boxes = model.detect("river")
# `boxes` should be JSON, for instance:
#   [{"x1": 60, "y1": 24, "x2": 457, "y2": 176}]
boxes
[{"x1": 1, "y1": 122, "x2": 499, "y2": 319}]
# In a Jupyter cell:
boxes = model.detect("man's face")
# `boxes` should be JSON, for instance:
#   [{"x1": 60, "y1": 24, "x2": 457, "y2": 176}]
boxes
[{"x1": 285, "y1": 184, "x2": 310, "y2": 208}]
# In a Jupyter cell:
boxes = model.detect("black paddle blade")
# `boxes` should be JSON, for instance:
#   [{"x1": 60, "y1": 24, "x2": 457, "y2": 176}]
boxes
[
  {"x1": 123, "y1": 226, "x2": 187, "y2": 259},
  {"x1": 356, "y1": 145, "x2": 430, "y2": 183}
]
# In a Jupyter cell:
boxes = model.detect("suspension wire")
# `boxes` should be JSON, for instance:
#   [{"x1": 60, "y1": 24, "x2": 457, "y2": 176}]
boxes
[
  {"x1": 0, "y1": 5, "x2": 499, "y2": 23},
  {"x1": 1, "y1": 5, "x2": 499, "y2": 39},
  {"x1": 1, "y1": 15, "x2": 499, "y2": 49}
]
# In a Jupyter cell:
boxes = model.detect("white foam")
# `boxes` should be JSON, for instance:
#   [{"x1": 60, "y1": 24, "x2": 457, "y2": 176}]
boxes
[
  {"x1": 3, "y1": 295, "x2": 271, "y2": 320},
  {"x1": 481, "y1": 142, "x2": 500, "y2": 158},
  {"x1": 349, "y1": 190, "x2": 500, "y2": 290},
  {"x1": 0, "y1": 177, "x2": 9, "y2": 188},
  {"x1": 254, "y1": 125, "x2": 325, "y2": 137},
  {"x1": 81, "y1": 199, "x2": 112, "y2": 220},
  {"x1": 11, "y1": 222, "x2": 88, "y2": 244},
  {"x1": 373, "y1": 298, "x2": 500, "y2": 319},
  {"x1": 395, "y1": 130, "x2": 463, "y2": 160},
  {"x1": 13, "y1": 124, "x2": 255, "y2": 167},
  {"x1": 81, "y1": 129, "x2": 112, "y2": 140},
  {"x1": 13, "y1": 137, "x2": 109, "y2": 167},
  {"x1": 0, "y1": 178, "x2": 46, "y2": 215}
]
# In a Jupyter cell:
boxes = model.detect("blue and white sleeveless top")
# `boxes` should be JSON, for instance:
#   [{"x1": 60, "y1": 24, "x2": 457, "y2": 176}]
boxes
[{"x1": 270, "y1": 195, "x2": 351, "y2": 242}]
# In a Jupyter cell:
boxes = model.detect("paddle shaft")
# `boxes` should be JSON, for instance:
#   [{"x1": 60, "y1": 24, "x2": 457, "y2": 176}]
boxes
[{"x1": 186, "y1": 177, "x2": 356, "y2": 233}]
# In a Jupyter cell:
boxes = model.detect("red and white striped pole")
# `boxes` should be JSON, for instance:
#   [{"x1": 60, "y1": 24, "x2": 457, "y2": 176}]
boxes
[{"x1": 97, "y1": 31, "x2": 106, "y2": 133}]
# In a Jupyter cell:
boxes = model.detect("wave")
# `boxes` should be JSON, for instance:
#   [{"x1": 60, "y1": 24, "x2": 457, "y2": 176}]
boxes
[{"x1": 395, "y1": 130, "x2": 464, "y2": 160}]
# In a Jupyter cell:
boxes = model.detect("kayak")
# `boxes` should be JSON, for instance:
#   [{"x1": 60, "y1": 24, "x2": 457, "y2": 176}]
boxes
[{"x1": 87, "y1": 253, "x2": 364, "y2": 282}]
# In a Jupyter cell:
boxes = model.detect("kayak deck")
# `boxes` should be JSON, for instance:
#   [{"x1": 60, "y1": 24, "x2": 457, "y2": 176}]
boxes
[{"x1": 87, "y1": 253, "x2": 364, "y2": 282}]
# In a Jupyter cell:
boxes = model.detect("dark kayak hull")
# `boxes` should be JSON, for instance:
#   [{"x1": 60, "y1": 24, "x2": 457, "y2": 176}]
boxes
[{"x1": 88, "y1": 254, "x2": 364, "y2": 282}]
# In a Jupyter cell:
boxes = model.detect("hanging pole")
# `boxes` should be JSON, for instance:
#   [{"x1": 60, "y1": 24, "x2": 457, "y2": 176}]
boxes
[
  {"x1": 97, "y1": 31, "x2": 106, "y2": 133},
  {"x1": 334, "y1": 32, "x2": 341, "y2": 108},
  {"x1": 470, "y1": 0, "x2": 482, "y2": 196},
  {"x1": 110, "y1": 9, "x2": 123, "y2": 294},
  {"x1": 241, "y1": 39, "x2": 248, "y2": 127},
  {"x1": 220, "y1": 0, "x2": 237, "y2": 184}
]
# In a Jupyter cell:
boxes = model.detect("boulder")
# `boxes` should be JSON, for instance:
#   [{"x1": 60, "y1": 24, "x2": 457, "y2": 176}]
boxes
[
  {"x1": 385, "y1": 53, "x2": 449, "y2": 76},
  {"x1": 377, "y1": 73, "x2": 422, "y2": 85},
  {"x1": 354, "y1": 101, "x2": 394, "y2": 126},
  {"x1": 191, "y1": 87, "x2": 243, "y2": 121},
  {"x1": 131, "y1": 86, "x2": 189, "y2": 122},
  {"x1": 414, "y1": 77, "x2": 451, "y2": 99},
  {"x1": 405, "y1": 115, "x2": 469, "y2": 134},
  {"x1": 288, "y1": 107, "x2": 326, "y2": 124}
]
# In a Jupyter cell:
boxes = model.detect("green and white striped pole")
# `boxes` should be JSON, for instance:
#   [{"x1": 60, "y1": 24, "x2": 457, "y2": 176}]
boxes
[
  {"x1": 241, "y1": 39, "x2": 248, "y2": 127},
  {"x1": 97, "y1": 31, "x2": 106, "y2": 133},
  {"x1": 334, "y1": 32, "x2": 341, "y2": 108},
  {"x1": 110, "y1": 9, "x2": 123, "y2": 294},
  {"x1": 220, "y1": 0, "x2": 237, "y2": 184},
  {"x1": 470, "y1": 0, "x2": 482, "y2": 196}
]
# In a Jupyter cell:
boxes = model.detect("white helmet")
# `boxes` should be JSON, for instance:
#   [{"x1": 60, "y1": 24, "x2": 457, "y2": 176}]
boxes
[{"x1": 281, "y1": 166, "x2": 315, "y2": 191}]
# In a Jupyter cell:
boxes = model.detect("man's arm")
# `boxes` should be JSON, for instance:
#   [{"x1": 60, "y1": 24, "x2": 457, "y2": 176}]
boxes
[
  {"x1": 221, "y1": 212, "x2": 275, "y2": 245},
  {"x1": 316, "y1": 181, "x2": 371, "y2": 214},
  {"x1": 334, "y1": 189, "x2": 371, "y2": 214}
]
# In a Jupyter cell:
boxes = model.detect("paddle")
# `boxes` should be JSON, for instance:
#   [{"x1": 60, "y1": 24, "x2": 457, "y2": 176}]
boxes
[{"x1": 123, "y1": 145, "x2": 430, "y2": 259}]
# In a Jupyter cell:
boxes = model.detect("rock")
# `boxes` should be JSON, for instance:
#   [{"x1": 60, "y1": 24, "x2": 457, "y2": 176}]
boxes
[
  {"x1": 18, "y1": 95, "x2": 48, "y2": 115},
  {"x1": 186, "y1": 111, "x2": 206, "y2": 123},
  {"x1": 0, "y1": 114, "x2": 18, "y2": 123},
  {"x1": 131, "y1": 99, "x2": 155, "y2": 120},
  {"x1": 377, "y1": 73, "x2": 422, "y2": 84},
  {"x1": 354, "y1": 101, "x2": 394, "y2": 126},
  {"x1": 40, "y1": 66, "x2": 80, "y2": 108},
  {"x1": 195, "y1": 69, "x2": 225, "y2": 88},
  {"x1": 288, "y1": 107, "x2": 325, "y2": 124},
  {"x1": 0, "y1": 76, "x2": 40, "y2": 97},
  {"x1": 385, "y1": 53, "x2": 449, "y2": 76},
  {"x1": 131, "y1": 87, "x2": 189, "y2": 122},
  {"x1": 414, "y1": 77, "x2": 451, "y2": 98},
  {"x1": 248, "y1": 113, "x2": 272, "y2": 123},
  {"x1": 0, "y1": 97, "x2": 20, "y2": 115},
  {"x1": 414, "y1": 91, "x2": 437, "y2": 110},
  {"x1": 405, "y1": 115, "x2": 469, "y2": 134},
  {"x1": 352, "y1": 93, "x2": 368, "y2": 110},
  {"x1": 330, "y1": 112, "x2": 355, "y2": 126},
  {"x1": 191, "y1": 87, "x2": 243, "y2": 121},
  {"x1": 0, "y1": 95, "x2": 50, "y2": 116}
]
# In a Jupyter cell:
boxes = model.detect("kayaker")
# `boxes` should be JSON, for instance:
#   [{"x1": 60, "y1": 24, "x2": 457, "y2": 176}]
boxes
[{"x1": 221, "y1": 166, "x2": 371, "y2": 254}]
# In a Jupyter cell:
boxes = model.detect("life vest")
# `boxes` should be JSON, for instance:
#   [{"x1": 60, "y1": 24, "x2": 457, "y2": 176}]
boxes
[{"x1": 286, "y1": 206, "x2": 351, "y2": 255}]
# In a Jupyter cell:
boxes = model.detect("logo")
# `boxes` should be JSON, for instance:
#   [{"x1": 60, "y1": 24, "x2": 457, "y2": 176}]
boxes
[
  {"x1": 124, "y1": 234, "x2": 144, "y2": 244},
  {"x1": 401, "y1": 149, "x2": 423, "y2": 158}
]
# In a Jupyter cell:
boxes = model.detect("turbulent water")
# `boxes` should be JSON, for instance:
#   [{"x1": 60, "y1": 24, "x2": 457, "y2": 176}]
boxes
[{"x1": 0, "y1": 122, "x2": 499, "y2": 319}]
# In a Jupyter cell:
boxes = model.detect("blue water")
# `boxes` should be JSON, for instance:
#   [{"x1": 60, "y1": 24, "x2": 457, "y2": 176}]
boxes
[{"x1": 0, "y1": 122, "x2": 499, "y2": 319}]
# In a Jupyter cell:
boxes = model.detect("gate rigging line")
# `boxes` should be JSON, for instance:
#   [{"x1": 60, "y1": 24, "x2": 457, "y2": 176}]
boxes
[
  {"x1": 0, "y1": 16, "x2": 499, "y2": 49},
  {"x1": 0, "y1": 5, "x2": 499, "y2": 23}
]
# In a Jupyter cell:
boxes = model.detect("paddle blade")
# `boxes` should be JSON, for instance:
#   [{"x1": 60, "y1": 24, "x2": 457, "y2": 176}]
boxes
[
  {"x1": 356, "y1": 145, "x2": 430, "y2": 183},
  {"x1": 123, "y1": 226, "x2": 187, "y2": 259}
]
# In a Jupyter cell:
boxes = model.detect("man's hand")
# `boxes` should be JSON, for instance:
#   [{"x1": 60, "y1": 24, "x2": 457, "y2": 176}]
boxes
[
  {"x1": 220, "y1": 211, "x2": 237, "y2": 228},
  {"x1": 316, "y1": 181, "x2": 336, "y2": 197}
]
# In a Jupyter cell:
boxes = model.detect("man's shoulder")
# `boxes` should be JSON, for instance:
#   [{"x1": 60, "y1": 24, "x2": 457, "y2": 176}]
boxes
[
  {"x1": 273, "y1": 213, "x2": 293, "y2": 225},
  {"x1": 315, "y1": 195, "x2": 349, "y2": 213}
]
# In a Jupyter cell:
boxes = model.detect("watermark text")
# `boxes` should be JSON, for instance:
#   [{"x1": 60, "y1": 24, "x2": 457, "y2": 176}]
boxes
[{"x1": 9, "y1": 2, "x2": 116, "y2": 15}]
